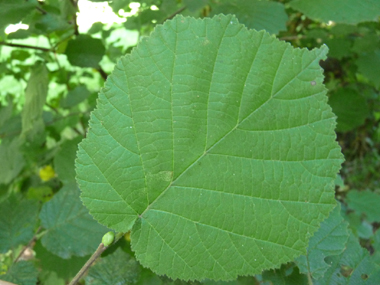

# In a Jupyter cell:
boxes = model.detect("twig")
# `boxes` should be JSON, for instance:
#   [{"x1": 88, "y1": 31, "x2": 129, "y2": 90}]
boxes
[
  {"x1": 69, "y1": 243, "x2": 107, "y2": 285},
  {"x1": 164, "y1": 6, "x2": 187, "y2": 21},
  {"x1": 14, "y1": 226, "x2": 42, "y2": 263},
  {"x1": 0, "y1": 42, "x2": 52, "y2": 52},
  {"x1": 279, "y1": 35, "x2": 306, "y2": 41},
  {"x1": 97, "y1": 67, "x2": 108, "y2": 80},
  {"x1": 35, "y1": 6, "x2": 48, "y2": 15}
]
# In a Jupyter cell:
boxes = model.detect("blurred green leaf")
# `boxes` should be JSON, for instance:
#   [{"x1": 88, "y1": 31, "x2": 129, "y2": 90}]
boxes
[
  {"x1": 344, "y1": 212, "x2": 373, "y2": 239},
  {"x1": 21, "y1": 62, "x2": 49, "y2": 138},
  {"x1": 60, "y1": 85, "x2": 90, "y2": 109},
  {"x1": 85, "y1": 248, "x2": 141, "y2": 284},
  {"x1": 0, "y1": 0, "x2": 36, "y2": 29},
  {"x1": 325, "y1": 38, "x2": 352, "y2": 59},
  {"x1": 328, "y1": 88, "x2": 369, "y2": 132},
  {"x1": 0, "y1": 194, "x2": 39, "y2": 253},
  {"x1": 346, "y1": 190, "x2": 380, "y2": 223},
  {"x1": 0, "y1": 137, "x2": 25, "y2": 184},
  {"x1": 34, "y1": 240, "x2": 89, "y2": 280},
  {"x1": 39, "y1": 183, "x2": 109, "y2": 259},
  {"x1": 54, "y1": 137, "x2": 82, "y2": 184},
  {"x1": 27, "y1": 186, "x2": 53, "y2": 202},
  {"x1": 262, "y1": 264, "x2": 308, "y2": 285},
  {"x1": 76, "y1": 15, "x2": 343, "y2": 280},
  {"x1": 352, "y1": 34, "x2": 380, "y2": 54},
  {"x1": 65, "y1": 35, "x2": 105, "y2": 68},
  {"x1": 210, "y1": 0, "x2": 288, "y2": 35},
  {"x1": 356, "y1": 50, "x2": 380, "y2": 89},
  {"x1": 295, "y1": 204, "x2": 349, "y2": 279},
  {"x1": 0, "y1": 261, "x2": 38, "y2": 285},
  {"x1": 289, "y1": 0, "x2": 380, "y2": 24}
]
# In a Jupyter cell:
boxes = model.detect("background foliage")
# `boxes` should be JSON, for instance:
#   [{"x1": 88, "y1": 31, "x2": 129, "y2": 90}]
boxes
[{"x1": 0, "y1": 0, "x2": 379, "y2": 284}]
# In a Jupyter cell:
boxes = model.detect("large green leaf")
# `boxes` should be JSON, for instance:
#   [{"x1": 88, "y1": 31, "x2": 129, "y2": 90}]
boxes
[
  {"x1": 289, "y1": 0, "x2": 380, "y2": 25},
  {"x1": 295, "y1": 204, "x2": 349, "y2": 280},
  {"x1": 76, "y1": 15, "x2": 343, "y2": 280},
  {"x1": 39, "y1": 183, "x2": 109, "y2": 259},
  {"x1": 210, "y1": 0, "x2": 288, "y2": 35},
  {"x1": 0, "y1": 194, "x2": 39, "y2": 253}
]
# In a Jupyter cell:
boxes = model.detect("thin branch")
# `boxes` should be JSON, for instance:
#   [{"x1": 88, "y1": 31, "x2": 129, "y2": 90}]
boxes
[
  {"x1": 97, "y1": 67, "x2": 108, "y2": 81},
  {"x1": 35, "y1": 6, "x2": 48, "y2": 15},
  {"x1": 14, "y1": 226, "x2": 42, "y2": 263},
  {"x1": 279, "y1": 35, "x2": 306, "y2": 41},
  {"x1": 164, "y1": 6, "x2": 187, "y2": 22},
  {"x1": 69, "y1": 243, "x2": 107, "y2": 285},
  {"x1": 0, "y1": 42, "x2": 52, "y2": 52}
]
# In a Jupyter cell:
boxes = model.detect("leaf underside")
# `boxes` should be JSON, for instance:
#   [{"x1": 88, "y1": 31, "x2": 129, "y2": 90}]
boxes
[{"x1": 76, "y1": 15, "x2": 343, "y2": 281}]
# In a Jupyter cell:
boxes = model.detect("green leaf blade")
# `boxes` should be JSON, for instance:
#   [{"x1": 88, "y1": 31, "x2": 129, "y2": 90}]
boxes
[
  {"x1": 0, "y1": 195, "x2": 39, "y2": 253},
  {"x1": 39, "y1": 184, "x2": 109, "y2": 259},
  {"x1": 76, "y1": 15, "x2": 343, "y2": 280}
]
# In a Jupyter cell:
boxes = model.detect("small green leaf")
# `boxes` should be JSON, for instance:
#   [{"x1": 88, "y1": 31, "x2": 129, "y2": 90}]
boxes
[
  {"x1": 102, "y1": 231, "x2": 115, "y2": 247},
  {"x1": 211, "y1": 0, "x2": 288, "y2": 35},
  {"x1": 65, "y1": 35, "x2": 105, "y2": 68},
  {"x1": 85, "y1": 248, "x2": 141, "y2": 285},
  {"x1": 0, "y1": 261, "x2": 38, "y2": 285},
  {"x1": 295, "y1": 204, "x2": 349, "y2": 280},
  {"x1": 289, "y1": 0, "x2": 380, "y2": 25},
  {"x1": 39, "y1": 183, "x2": 109, "y2": 259},
  {"x1": 328, "y1": 88, "x2": 369, "y2": 132},
  {"x1": 0, "y1": 194, "x2": 39, "y2": 253},
  {"x1": 76, "y1": 15, "x2": 343, "y2": 280},
  {"x1": 346, "y1": 190, "x2": 380, "y2": 223}
]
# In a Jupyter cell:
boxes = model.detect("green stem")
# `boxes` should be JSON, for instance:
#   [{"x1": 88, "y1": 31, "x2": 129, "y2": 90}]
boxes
[{"x1": 69, "y1": 243, "x2": 107, "y2": 285}]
